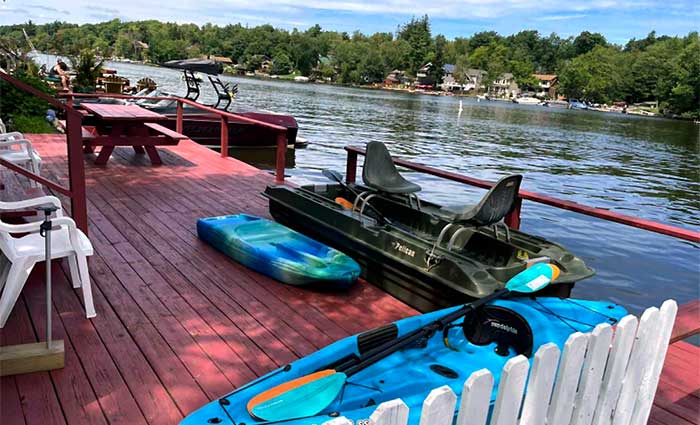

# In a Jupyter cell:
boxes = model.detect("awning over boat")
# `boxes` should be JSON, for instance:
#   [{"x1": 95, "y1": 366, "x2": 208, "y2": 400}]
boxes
[{"x1": 162, "y1": 59, "x2": 221, "y2": 75}]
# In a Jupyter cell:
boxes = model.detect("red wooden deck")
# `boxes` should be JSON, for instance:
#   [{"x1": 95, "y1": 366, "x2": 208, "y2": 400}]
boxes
[{"x1": 0, "y1": 134, "x2": 697, "y2": 424}]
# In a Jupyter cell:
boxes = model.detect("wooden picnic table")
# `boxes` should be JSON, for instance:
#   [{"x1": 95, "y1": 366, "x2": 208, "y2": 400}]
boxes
[{"x1": 79, "y1": 103, "x2": 187, "y2": 166}]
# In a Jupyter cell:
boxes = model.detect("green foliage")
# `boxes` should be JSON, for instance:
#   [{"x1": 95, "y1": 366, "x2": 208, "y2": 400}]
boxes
[
  {"x1": 271, "y1": 52, "x2": 292, "y2": 75},
  {"x1": 0, "y1": 69, "x2": 55, "y2": 119},
  {"x1": 70, "y1": 50, "x2": 104, "y2": 92},
  {"x1": 0, "y1": 18, "x2": 697, "y2": 117},
  {"x1": 10, "y1": 115, "x2": 55, "y2": 133}
]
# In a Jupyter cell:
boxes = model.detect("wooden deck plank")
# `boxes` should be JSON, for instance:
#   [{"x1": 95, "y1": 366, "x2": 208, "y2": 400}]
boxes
[
  {"x1": 2, "y1": 134, "x2": 695, "y2": 425},
  {"x1": 0, "y1": 297, "x2": 66, "y2": 425},
  {"x1": 671, "y1": 300, "x2": 700, "y2": 343}
]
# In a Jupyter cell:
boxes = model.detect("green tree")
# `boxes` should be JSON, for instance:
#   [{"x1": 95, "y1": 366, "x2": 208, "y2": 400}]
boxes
[
  {"x1": 397, "y1": 15, "x2": 432, "y2": 74},
  {"x1": 271, "y1": 52, "x2": 292, "y2": 75},
  {"x1": 573, "y1": 31, "x2": 608, "y2": 56}
]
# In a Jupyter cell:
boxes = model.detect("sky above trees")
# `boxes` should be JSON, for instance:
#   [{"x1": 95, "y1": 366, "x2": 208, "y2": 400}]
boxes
[{"x1": 1, "y1": 0, "x2": 698, "y2": 43}]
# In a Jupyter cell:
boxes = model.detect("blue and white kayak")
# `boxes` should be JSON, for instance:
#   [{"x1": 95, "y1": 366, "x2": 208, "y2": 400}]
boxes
[
  {"x1": 180, "y1": 297, "x2": 627, "y2": 425},
  {"x1": 197, "y1": 214, "x2": 360, "y2": 289}
]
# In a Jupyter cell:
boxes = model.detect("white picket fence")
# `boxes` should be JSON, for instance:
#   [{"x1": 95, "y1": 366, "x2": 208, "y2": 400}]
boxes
[{"x1": 325, "y1": 300, "x2": 678, "y2": 425}]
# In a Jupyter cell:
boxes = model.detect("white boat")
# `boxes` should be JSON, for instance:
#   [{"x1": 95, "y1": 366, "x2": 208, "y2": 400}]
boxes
[
  {"x1": 514, "y1": 97, "x2": 542, "y2": 105},
  {"x1": 294, "y1": 76, "x2": 310, "y2": 83}
]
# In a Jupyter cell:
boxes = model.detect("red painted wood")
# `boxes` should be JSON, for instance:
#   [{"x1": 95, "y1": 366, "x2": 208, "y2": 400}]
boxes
[
  {"x1": 176, "y1": 101, "x2": 184, "y2": 133},
  {"x1": 80, "y1": 104, "x2": 168, "y2": 121},
  {"x1": 275, "y1": 132, "x2": 286, "y2": 183},
  {"x1": 345, "y1": 145, "x2": 700, "y2": 242},
  {"x1": 143, "y1": 122, "x2": 188, "y2": 140},
  {"x1": 671, "y1": 300, "x2": 700, "y2": 343},
  {"x1": 220, "y1": 116, "x2": 229, "y2": 157},
  {"x1": 7, "y1": 134, "x2": 692, "y2": 425}
]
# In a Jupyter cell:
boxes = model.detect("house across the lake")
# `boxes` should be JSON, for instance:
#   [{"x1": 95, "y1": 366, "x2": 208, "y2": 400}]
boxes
[
  {"x1": 384, "y1": 69, "x2": 410, "y2": 87},
  {"x1": 488, "y1": 73, "x2": 520, "y2": 98},
  {"x1": 533, "y1": 74, "x2": 558, "y2": 99},
  {"x1": 440, "y1": 66, "x2": 487, "y2": 93},
  {"x1": 415, "y1": 62, "x2": 435, "y2": 89}
]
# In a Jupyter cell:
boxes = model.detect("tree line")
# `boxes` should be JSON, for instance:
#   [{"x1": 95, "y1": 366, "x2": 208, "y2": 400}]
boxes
[{"x1": 0, "y1": 17, "x2": 698, "y2": 118}]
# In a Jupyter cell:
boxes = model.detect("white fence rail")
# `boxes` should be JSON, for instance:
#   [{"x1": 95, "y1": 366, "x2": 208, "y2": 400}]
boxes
[{"x1": 325, "y1": 300, "x2": 677, "y2": 425}]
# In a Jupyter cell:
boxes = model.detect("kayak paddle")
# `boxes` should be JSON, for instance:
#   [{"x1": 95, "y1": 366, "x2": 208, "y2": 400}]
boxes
[{"x1": 247, "y1": 262, "x2": 560, "y2": 421}]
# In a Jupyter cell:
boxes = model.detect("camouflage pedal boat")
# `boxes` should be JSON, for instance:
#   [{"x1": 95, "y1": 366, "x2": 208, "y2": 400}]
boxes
[{"x1": 264, "y1": 142, "x2": 594, "y2": 312}]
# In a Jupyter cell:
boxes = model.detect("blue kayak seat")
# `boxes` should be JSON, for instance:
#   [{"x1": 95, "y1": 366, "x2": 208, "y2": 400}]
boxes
[{"x1": 362, "y1": 142, "x2": 421, "y2": 195}]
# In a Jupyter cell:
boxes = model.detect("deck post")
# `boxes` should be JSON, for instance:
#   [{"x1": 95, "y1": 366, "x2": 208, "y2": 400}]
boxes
[
  {"x1": 505, "y1": 197, "x2": 522, "y2": 230},
  {"x1": 66, "y1": 94, "x2": 73, "y2": 109},
  {"x1": 346, "y1": 150, "x2": 358, "y2": 184},
  {"x1": 220, "y1": 116, "x2": 229, "y2": 158},
  {"x1": 176, "y1": 100, "x2": 183, "y2": 133},
  {"x1": 65, "y1": 111, "x2": 88, "y2": 234},
  {"x1": 275, "y1": 132, "x2": 286, "y2": 184}
]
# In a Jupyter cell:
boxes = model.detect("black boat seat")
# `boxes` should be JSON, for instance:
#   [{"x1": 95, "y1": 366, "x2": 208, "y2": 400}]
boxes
[
  {"x1": 444, "y1": 174, "x2": 522, "y2": 226},
  {"x1": 362, "y1": 141, "x2": 422, "y2": 194},
  {"x1": 426, "y1": 174, "x2": 523, "y2": 266}
]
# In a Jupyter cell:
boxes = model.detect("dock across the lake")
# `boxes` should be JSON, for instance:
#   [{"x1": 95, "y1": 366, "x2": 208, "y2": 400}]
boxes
[{"x1": 0, "y1": 134, "x2": 698, "y2": 424}]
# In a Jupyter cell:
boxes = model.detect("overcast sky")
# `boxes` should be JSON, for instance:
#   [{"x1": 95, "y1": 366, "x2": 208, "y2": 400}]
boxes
[{"x1": 1, "y1": 0, "x2": 698, "y2": 43}]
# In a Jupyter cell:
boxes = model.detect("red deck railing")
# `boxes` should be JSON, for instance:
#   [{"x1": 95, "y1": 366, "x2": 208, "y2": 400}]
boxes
[
  {"x1": 344, "y1": 145, "x2": 700, "y2": 243},
  {"x1": 0, "y1": 71, "x2": 88, "y2": 233},
  {"x1": 61, "y1": 93, "x2": 289, "y2": 183}
]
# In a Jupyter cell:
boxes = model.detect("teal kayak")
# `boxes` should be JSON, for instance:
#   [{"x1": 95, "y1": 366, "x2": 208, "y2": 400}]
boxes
[
  {"x1": 180, "y1": 297, "x2": 627, "y2": 425},
  {"x1": 197, "y1": 214, "x2": 361, "y2": 289}
]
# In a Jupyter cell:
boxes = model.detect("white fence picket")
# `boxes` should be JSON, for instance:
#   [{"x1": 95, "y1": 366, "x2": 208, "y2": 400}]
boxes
[
  {"x1": 359, "y1": 300, "x2": 677, "y2": 425},
  {"x1": 546, "y1": 332, "x2": 589, "y2": 425},
  {"x1": 630, "y1": 300, "x2": 678, "y2": 425},
  {"x1": 419, "y1": 385, "x2": 457, "y2": 425},
  {"x1": 591, "y1": 315, "x2": 639, "y2": 425},
  {"x1": 571, "y1": 323, "x2": 614, "y2": 425},
  {"x1": 612, "y1": 307, "x2": 660, "y2": 425},
  {"x1": 456, "y1": 369, "x2": 493, "y2": 425},
  {"x1": 370, "y1": 399, "x2": 410, "y2": 425},
  {"x1": 489, "y1": 355, "x2": 529, "y2": 425},
  {"x1": 323, "y1": 417, "x2": 354, "y2": 425},
  {"x1": 519, "y1": 343, "x2": 560, "y2": 425}
]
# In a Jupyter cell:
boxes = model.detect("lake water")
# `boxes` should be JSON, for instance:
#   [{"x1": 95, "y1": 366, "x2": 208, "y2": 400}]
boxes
[{"x1": 100, "y1": 60, "x2": 700, "y2": 313}]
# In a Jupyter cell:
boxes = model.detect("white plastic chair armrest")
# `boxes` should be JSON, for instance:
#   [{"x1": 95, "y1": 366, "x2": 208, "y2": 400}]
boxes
[
  {"x1": 0, "y1": 219, "x2": 43, "y2": 234},
  {"x1": 0, "y1": 138, "x2": 32, "y2": 153},
  {"x1": 0, "y1": 132, "x2": 24, "y2": 142},
  {"x1": 0, "y1": 196, "x2": 63, "y2": 216},
  {"x1": 0, "y1": 215, "x2": 76, "y2": 235}
]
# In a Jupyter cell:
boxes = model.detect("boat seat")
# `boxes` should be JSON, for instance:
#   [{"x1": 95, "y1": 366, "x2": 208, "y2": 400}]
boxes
[
  {"x1": 425, "y1": 175, "x2": 522, "y2": 267},
  {"x1": 444, "y1": 174, "x2": 522, "y2": 226},
  {"x1": 362, "y1": 142, "x2": 421, "y2": 195}
]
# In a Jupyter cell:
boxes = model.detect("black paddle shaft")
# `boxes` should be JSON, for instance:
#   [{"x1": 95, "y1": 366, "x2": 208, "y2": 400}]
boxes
[{"x1": 341, "y1": 288, "x2": 510, "y2": 378}]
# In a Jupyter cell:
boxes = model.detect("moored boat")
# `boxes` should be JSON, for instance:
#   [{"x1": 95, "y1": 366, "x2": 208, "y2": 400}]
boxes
[
  {"x1": 513, "y1": 96, "x2": 542, "y2": 105},
  {"x1": 180, "y1": 296, "x2": 627, "y2": 425},
  {"x1": 263, "y1": 142, "x2": 594, "y2": 312}
]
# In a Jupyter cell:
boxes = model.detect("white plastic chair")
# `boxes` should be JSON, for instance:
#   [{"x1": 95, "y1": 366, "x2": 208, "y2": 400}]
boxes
[
  {"x1": 0, "y1": 196, "x2": 95, "y2": 327},
  {"x1": 0, "y1": 119, "x2": 42, "y2": 182}
]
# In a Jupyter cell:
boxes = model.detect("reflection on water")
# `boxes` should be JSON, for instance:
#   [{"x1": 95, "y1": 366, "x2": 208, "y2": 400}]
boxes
[{"x1": 105, "y1": 60, "x2": 700, "y2": 313}]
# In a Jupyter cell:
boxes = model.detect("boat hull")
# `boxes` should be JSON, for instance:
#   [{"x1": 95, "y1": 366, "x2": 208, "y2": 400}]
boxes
[
  {"x1": 180, "y1": 297, "x2": 627, "y2": 425},
  {"x1": 160, "y1": 111, "x2": 300, "y2": 149},
  {"x1": 197, "y1": 214, "x2": 360, "y2": 289},
  {"x1": 264, "y1": 185, "x2": 592, "y2": 312}
]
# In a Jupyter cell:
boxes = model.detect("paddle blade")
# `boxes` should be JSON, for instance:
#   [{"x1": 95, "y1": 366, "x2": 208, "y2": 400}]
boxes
[
  {"x1": 247, "y1": 370, "x2": 347, "y2": 421},
  {"x1": 322, "y1": 169, "x2": 344, "y2": 183},
  {"x1": 505, "y1": 263, "x2": 560, "y2": 293}
]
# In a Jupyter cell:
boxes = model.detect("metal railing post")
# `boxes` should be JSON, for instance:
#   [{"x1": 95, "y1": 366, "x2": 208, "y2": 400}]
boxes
[
  {"x1": 65, "y1": 111, "x2": 88, "y2": 234},
  {"x1": 176, "y1": 100, "x2": 183, "y2": 133},
  {"x1": 220, "y1": 116, "x2": 229, "y2": 158},
  {"x1": 346, "y1": 150, "x2": 358, "y2": 184},
  {"x1": 275, "y1": 132, "x2": 287, "y2": 183}
]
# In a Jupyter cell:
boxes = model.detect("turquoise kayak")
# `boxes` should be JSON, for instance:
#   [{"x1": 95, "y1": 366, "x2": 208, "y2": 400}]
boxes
[
  {"x1": 197, "y1": 214, "x2": 361, "y2": 289},
  {"x1": 180, "y1": 297, "x2": 627, "y2": 425}
]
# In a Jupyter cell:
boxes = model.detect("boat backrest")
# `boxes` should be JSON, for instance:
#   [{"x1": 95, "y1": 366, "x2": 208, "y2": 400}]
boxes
[
  {"x1": 183, "y1": 70, "x2": 200, "y2": 101},
  {"x1": 362, "y1": 141, "x2": 421, "y2": 194},
  {"x1": 453, "y1": 174, "x2": 522, "y2": 226}
]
